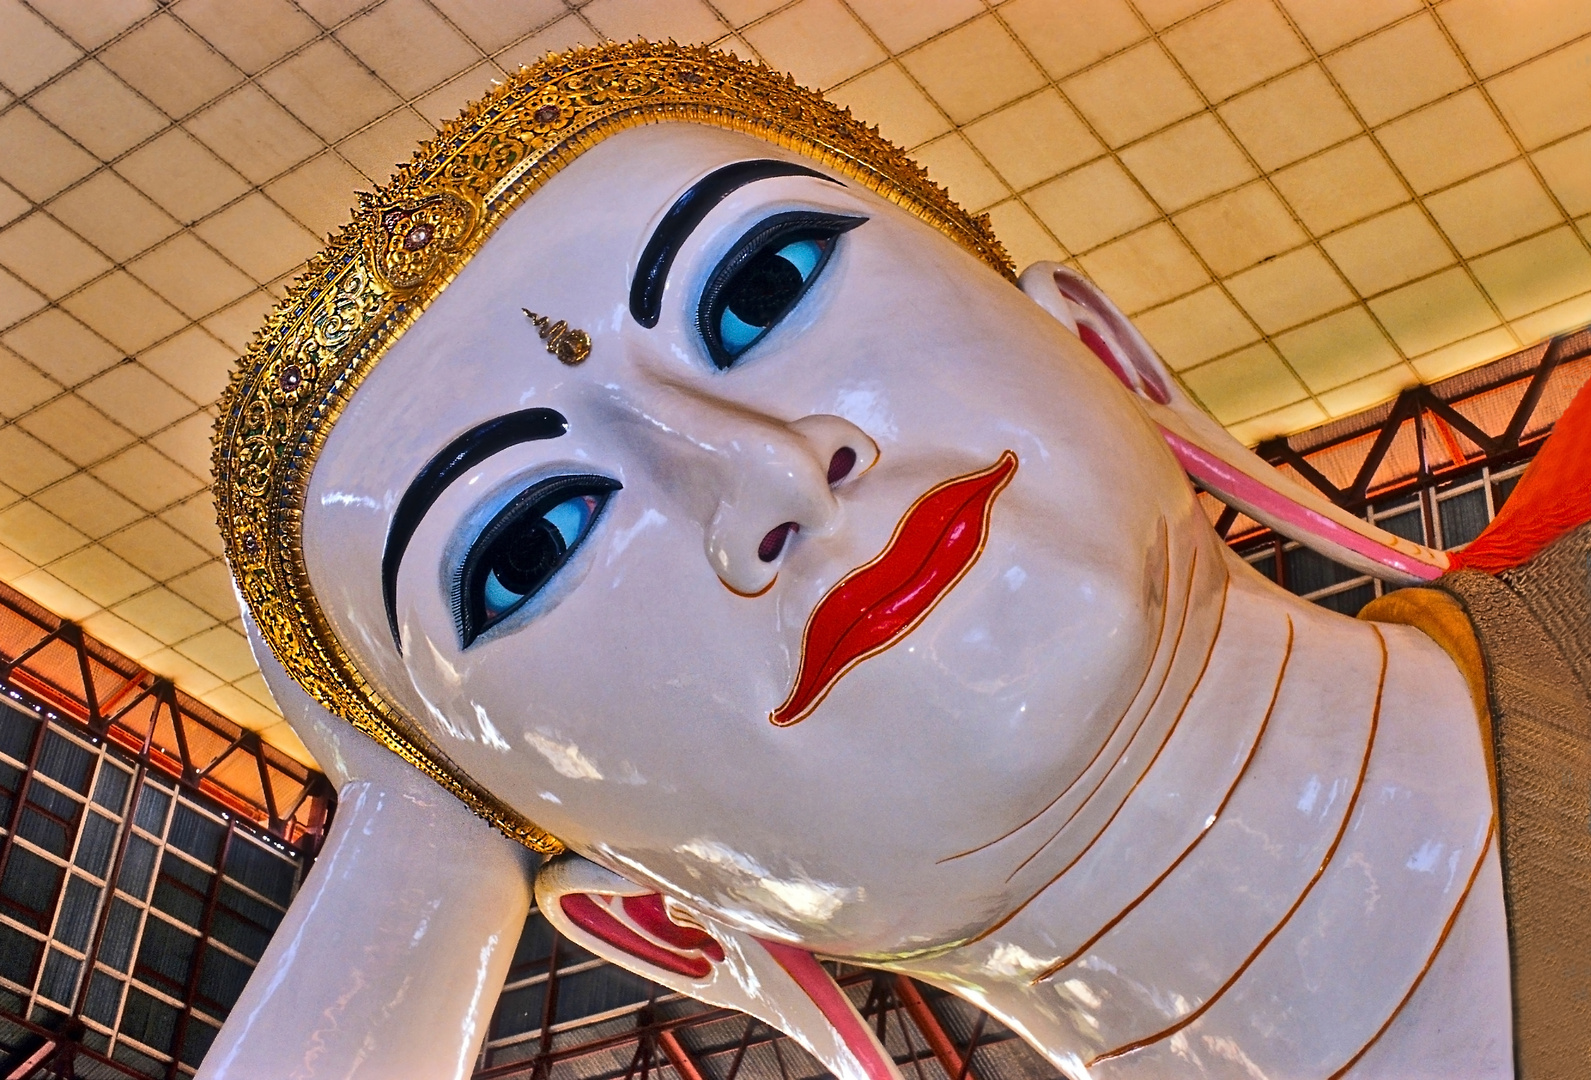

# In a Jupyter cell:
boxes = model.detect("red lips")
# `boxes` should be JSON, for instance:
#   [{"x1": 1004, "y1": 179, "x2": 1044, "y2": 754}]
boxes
[{"x1": 771, "y1": 451, "x2": 1017, "y2": 726}]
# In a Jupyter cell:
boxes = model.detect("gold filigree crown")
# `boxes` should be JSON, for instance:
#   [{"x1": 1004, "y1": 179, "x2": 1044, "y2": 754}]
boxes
[{"x1": 212, "y1": 40, "x2": 1014, "y2": 854}]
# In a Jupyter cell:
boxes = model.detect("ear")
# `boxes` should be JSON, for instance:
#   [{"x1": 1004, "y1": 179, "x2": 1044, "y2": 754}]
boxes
[
  {"x1": 1020, "y1": 262, "x2": 1450, "y2": 585},
  {"x1": 537, "y1": 853, "x2": 901, "y2": 1080}
]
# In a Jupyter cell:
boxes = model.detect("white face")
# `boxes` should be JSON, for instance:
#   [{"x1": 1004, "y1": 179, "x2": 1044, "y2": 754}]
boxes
[{"x1": 303, "y1": 123, "x2": 1207, "y2": 954}]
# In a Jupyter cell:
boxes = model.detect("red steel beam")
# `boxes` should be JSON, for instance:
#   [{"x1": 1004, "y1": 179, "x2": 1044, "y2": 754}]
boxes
[{"x1": 894, "y1": 976, "x2": 976, "y2": 1080}]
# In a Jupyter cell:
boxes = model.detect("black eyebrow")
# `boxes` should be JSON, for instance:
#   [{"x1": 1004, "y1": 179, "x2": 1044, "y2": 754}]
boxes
[
  {"x1": 381, "y1": 408, "x2": 568, "y2": 650},
  {"x1": 629, "y1": 159, "x2": 839, "y2": 328}
]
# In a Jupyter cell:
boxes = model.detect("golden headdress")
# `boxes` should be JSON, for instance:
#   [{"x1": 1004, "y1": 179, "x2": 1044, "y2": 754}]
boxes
[{"x1": 212, "y1": 41, "x2": 1014, "y2": 853}]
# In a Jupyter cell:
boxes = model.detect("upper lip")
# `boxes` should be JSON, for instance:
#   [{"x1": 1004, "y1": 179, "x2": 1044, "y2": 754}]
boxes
[{"x1": 771, "y1": 451, "x2": 1018, "y2": 726}]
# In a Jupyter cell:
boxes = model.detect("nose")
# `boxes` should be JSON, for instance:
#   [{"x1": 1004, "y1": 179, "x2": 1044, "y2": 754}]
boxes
[{"x1": 603, "y1": 379, "x2": 878, "y2": 595}]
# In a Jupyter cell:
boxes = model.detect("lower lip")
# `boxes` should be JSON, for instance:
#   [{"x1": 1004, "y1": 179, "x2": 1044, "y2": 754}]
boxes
[{"x1": 771, "y1": 451, "x2": 1017, "y2": 726}]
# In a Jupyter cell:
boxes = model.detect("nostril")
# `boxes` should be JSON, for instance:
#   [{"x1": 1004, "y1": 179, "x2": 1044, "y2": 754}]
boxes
[
  {"x1": 758, "y1": 522, "x2": 799, "y2": 563},
  {"x1": 827, "y1": 446, "x2": 857, "y2": 485}
]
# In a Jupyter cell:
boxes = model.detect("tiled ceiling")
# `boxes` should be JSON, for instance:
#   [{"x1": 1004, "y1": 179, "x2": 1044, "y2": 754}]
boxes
[{"x1": 1, "y1": 0, "x2": 1590, "y2": 757}]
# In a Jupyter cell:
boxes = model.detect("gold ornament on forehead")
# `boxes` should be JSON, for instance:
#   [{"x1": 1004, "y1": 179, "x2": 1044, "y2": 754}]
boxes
[{"x1": 211, "y1": 40, "x2": 1014, "y2": 854}]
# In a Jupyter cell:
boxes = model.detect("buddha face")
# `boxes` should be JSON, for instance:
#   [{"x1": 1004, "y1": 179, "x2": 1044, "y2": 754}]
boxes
[{"x1": 302, "y1": 123, "x2": 1208, "y2": 955}]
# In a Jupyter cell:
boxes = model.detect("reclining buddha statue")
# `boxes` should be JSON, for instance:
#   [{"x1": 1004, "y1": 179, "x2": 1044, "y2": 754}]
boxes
[{"x1": 205, "y1": 42, "x2": 1589, "y2": 1080}]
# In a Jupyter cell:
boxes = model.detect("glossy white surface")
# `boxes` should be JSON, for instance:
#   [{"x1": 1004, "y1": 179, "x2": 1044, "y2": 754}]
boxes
[
  {"x1": 250, "y1": 121, "x2": 1511, "y2": 1077},
  {"x1": 198, "y1": 617, "x2": 535, "y2": 1080}
]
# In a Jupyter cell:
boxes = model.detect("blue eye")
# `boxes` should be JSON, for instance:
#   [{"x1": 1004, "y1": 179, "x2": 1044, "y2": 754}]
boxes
[
  {"x1": 457, "y1": 475, "x2": 619, "y2": 646},
  {"x1": 699, "y1": 212, "x2": 865, "y2": 370}
]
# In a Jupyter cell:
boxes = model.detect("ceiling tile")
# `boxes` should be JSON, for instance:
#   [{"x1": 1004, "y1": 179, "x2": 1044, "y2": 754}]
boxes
[
  {"x1": 0, "y1": 501, "x2": 87, "y2": 564},
  {"x1": 12, "y1": 569, "x2": 97, "y2": 620},
  {"x1": 1468, "y1": 225, "x2": 1591, "y2": 319},
  {"x1": 335, "y1": 107, "x2": 435, "y2": 184},
  {"x1": 31, "y1": 473, "x2": 144, "y2": 538},
  {"x1": 582, "y1": 0, "x2": 727, "y2": 45},
  {"x1": 1424, "y1": 159, "x2": 1561, "y2": 256},
  {"x1": 429, "y1": 0, "x2": 564, "y2": 53},
  {"x1": 984, "y1": 199, "x2": 1065, "y2": 268},
  {"x1": 147, "y1": 410, "x2": 214, "y2": 478},
  {"x1": 1224, "y1": 244, "x2": 1354, "y2": 332},
  {"x1": 111, "y1": 586, "x2": 215, "y2": 642},
  {"x1": 1409, "y1": 326, "x2": 1517, "y2": 381},
  {"x1": 1315, "y1": 362, "x2": 1417, "y2": 417},
  {"x1": 1162, "y1": 0, "x2": 1309, "y2": 103},
  {"x1": 114, "y1": 129, "x2": 250, "y2": 223},
  {"x1": 294, "y1": 0, "x2": 375, "y2": 26},
  {"x1": 98, "y1": 14, "x2": 244, "y2": 118},
  {"x1": 174, "y1": 624, "x2": 256, "y2": 681},
  {"x1": 258, "y1": 39, "x2": 402, "y2": 142},
  {"x1": 1076, "y1": 221, "x2": 1209, "y2": 311},
  {"x1": 911, "y1": 133, "x2": 1010, "y2": 211},
  {"x1": 1218, "y1": 64, "x2": 1361, "y2": 172},
  {"x1": 127, "y1": 235, "x2": 252, "y2": 318},
  {"x1": 192, "y1": 194, "x2": 322, "y2": 282},
  {"x1": 0, "y1": 427, "x2": 75, "y2": 493},
  {"x1": 16, "y1": 394, "x2": 135, "y2": 467},
  {"x1": 201, "y1": 290, "x2": 276, "y2": 351},
  {"x1": 1226, "y1": 397, "x2": 1335, "y2": 445},
  {"x1": 203, "y1": 686, "x2": 285, "y2": 735},
  {"x1": 172, "y1": 0, "x2": 320, "y2": 75},
  {"x1": 264, "y1": 151, "x2": 365, "y2": 238},
  {"x1": 1509, "y1": 288, "x2": 1591, "y2": 342},
  {"x1": 412, "y1": 62, "x2": 504, "y2": 128},
  {"x1": 48, "y1": 545, "x2": 153, "y2": 607},
  {"x1": 187, "y1": 84, "x2": 325, "y2": 186},
  {"x1": 493, "y1": 16, "x2": 600, "y2": 71},
  {"x1": 28, "y1": 62, "x2": 168, "y2": 162},
  {"x1": 0, "y1": 0, "x2": 83, "y2": 95},
  {"x1": 1132, "y1": 284, "x2": 1259, "y2": 370},
  {"x1": 80, "y1": 610, "x2": 164, "y2": 663},
  {"x1": 2, "y1": 308, "x2": 120, "y2": 385},
  {"x1": 1320, "y1": 203, "x2": 1453, "y2": 295},
  {"x1": 1367, "y1": 265, "x2": 1499, "y2": 354},
  {"x1": 998, "y1": 0, "x2": 1147, "y2": 81},
  {"x1": 44, "y1": 170, "x2": 181, "y2": 262},
  {"x1": 59, "y1": 270, "x2": 187, "y2": 353},
  {"x1": 1180, "y1": 341, "x2": 1307, "y2": 423},
  {"x1": 0, "y1": 267, "x2": 46, "y2": 329},
  {"x1": 93, "y1": 444, "x2": 204, "y2": 514},
  {"x1": 166, "y1": 560, "x2": 238, "y2": 621},
  {"x1": 709, "y1": 0, "x2": 785, "y2": 25},
  {"x1": 0, "y1": 212, "x2": 113, "y2": 296},
  {"x1": 1025, "y1": 157, "x2": 1157, "y2": 252},
  {"x1": 1375, "y1": 89, "x2": 1516, "y2": 194},
  {"x1": 157, "y1": 492, "x2": 224, "y2": 558},
  {"x1": 24, "y1": 0, "x2": 156, "y2": 50},
  {"x1": 338, "y1": 0, "x2": 481, "y2": 98},
  {"x1": 1133, "y1": 0, "x2": 1220, "y2": 31},
  {"x1": 1485, "y1": 37, "x2": 1591, "y2": 150},
  {"x1": 901, "y1": 15, "x2": 1044, "y2": 123},
  {"x1": 1173, "y1": 181, "x2": 1306, "y2": 276},
  {"x1": 827, "y1": 63, "x2": 952, "y2": 150},
  {"x1": 1119, "y1": 114, "x2": 1255, "y2": 212},
  {"x1": 1326, "y1": 14, "x2": 1470, "y2": 127},
  {"x1": 0, "y1": 345, "x2": 62, "y2": 418},
  {"x1": 1062, "y1": 42, "x2": 1204, "y2": 147},
  {"x1": 1437, "y1": 0, "x2": 1591, "y2": 78},
  {"x1": 79, "y1": 363, "x2": 202, "y2": 437},
  {"x1": 1532, "y1": 131, "x2": 1591, "y2": 218},
  {"x1": 1277, "y1": 0, "x2": 1420, "y2": 52},
  {"x1": 139, "y1": 645, "x2": 223, "y2": 693},
  {"x1": 963, "y1": 91, "x2": 1103, "y2": 191},
  {"x1": 0, "y1": 181, "x2": 27, "y2": 230},
  {"x1": 1271, "y1": 137, "x2": 1407, "y2": 233},
  {"x1": 136, "y1": 325, "x2": 233, "y2": 405},
  {"x1": 1274, "y1": 305, "x2": 1402, "y2": 391},
  {"x1": 0, "y1": 107, "x2": 100, "y2": 203},
  {"x1": 847, "y1": 0, "x2": 981, "y2": 52}
]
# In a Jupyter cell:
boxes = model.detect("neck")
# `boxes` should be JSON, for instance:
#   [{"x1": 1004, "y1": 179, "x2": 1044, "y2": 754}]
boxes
[{"x1": 891, "y1": 542, "x2": 1508, "y2": 1079}]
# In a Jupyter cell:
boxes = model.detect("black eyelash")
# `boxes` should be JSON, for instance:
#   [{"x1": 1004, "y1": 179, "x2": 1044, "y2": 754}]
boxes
[
  {"x1": 697, "y1": 211, "x2": 865, "y2": 370},
  {"x1": 454, "y1": 474, "x2": 620, "y2": 647}
]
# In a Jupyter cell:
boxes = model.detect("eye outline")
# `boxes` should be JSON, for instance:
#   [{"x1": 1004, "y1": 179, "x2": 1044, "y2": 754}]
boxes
[
  {"x1": 696, "y1": 210, "x2": 866, "y2": 370},
  {"x1": 454, "y1": 473, "x2": 620, "y2": 648}
]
